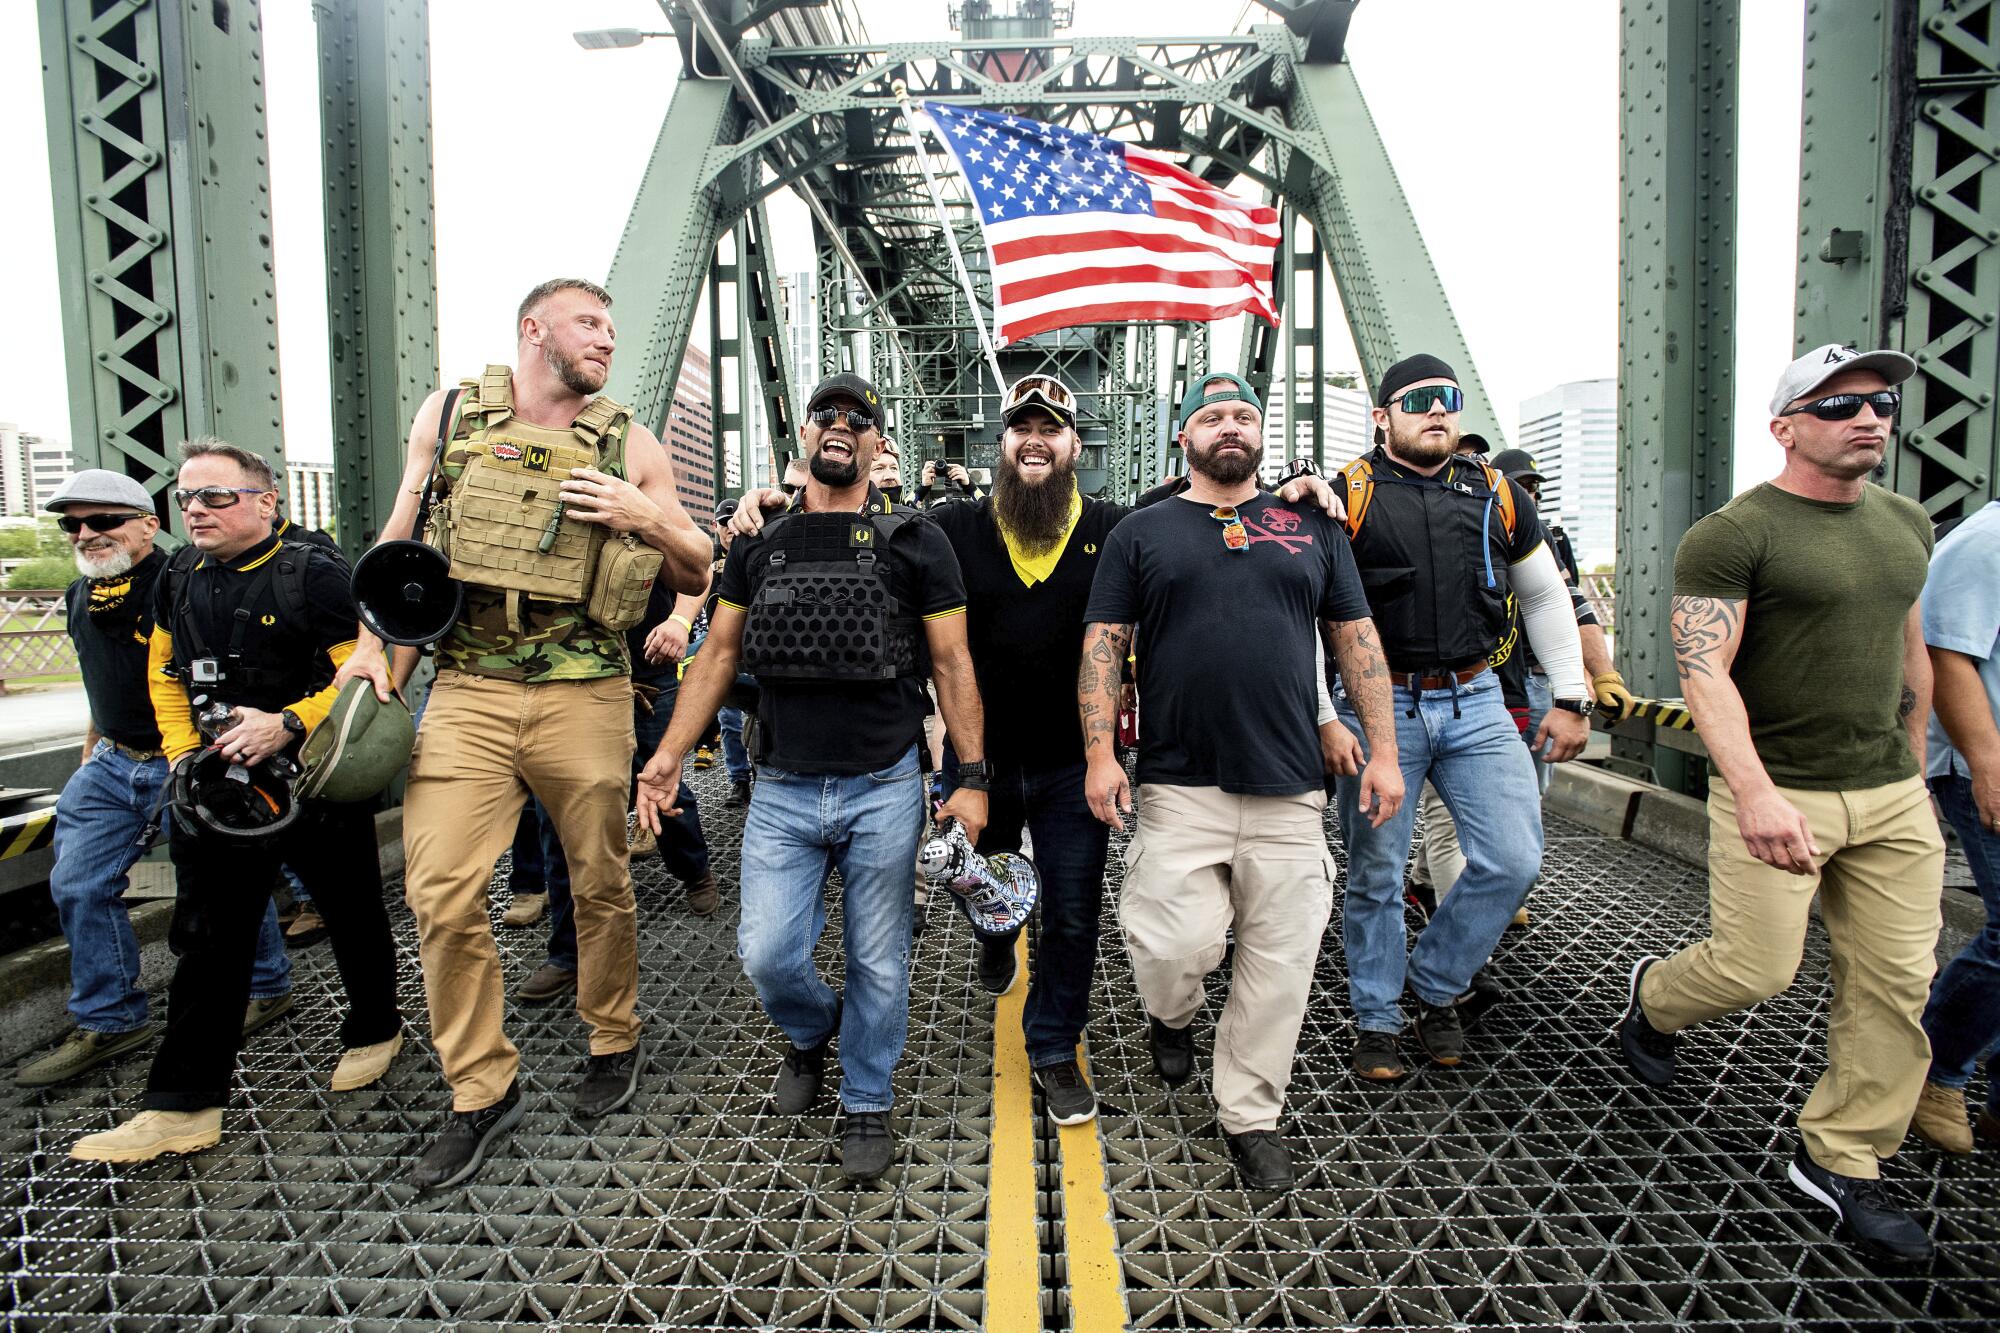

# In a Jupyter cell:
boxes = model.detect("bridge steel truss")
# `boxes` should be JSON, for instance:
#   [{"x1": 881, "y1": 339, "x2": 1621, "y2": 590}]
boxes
[{"x1": 1616, "y1": 0, "x2": 2000, "y2": 790}]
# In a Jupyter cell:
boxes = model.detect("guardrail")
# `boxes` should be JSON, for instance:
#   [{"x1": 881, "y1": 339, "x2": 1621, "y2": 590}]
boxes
[{"x1": 0, "y1": 593, "x2": 75, "y2": 694}]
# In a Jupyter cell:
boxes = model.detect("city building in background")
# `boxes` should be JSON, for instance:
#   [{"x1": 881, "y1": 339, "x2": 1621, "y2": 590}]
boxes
[
  {"x1": 1260, "y1": 373, "x2": 1371, "y2": 482},
  {"x1": 0, "y1": 423, "x2": 73, "y2": 517},
  {"x1": 1518, "y1": 376, "x2": 1616, "y2": 570},
  {"x1": 285, "y1": 461, "x2": 336, "y2": 533},
  {"x1": 664, "y1": 344, "x2": 717, "y2": 518}
]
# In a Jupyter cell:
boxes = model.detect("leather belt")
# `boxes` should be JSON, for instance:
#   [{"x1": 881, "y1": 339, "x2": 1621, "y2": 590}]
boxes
[
  {"x1": 112, "y1": 741, "x2": 166, "y2": 762},
  {"x1": 1389, "y1": 666, "x2": 1486, "y2": 690}
]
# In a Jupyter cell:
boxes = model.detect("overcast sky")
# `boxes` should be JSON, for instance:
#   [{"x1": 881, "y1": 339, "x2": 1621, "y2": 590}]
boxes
[{"x1": 0, "y1": 0, "x2": 1802, "y2": 487}]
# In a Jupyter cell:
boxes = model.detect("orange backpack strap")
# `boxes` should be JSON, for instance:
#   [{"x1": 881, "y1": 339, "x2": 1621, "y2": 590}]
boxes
[
  {"x1": 1339, "y1": 457, "x2": 1374, "y2": 539},
  {"x1": 1478, "y1": 460, "x2": 1518, "y2": 541}
]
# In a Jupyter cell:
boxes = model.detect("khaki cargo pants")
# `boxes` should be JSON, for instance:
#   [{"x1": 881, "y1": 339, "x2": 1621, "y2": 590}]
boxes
[
  {"x1": 404, "y1": 670, "x2": 639, "y2": 1111},
  {"x1": 1118, "y1": 783, "x2": 1336, "y2": 1134},
  {"x1": 1640, "y1": 775, "x2": 1944, "y2": 1177}
]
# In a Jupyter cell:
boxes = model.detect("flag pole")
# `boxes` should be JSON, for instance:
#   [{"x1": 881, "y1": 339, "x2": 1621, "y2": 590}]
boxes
[{"x1": 893, "y1": 83, "x2": 1008, "y2": 394}]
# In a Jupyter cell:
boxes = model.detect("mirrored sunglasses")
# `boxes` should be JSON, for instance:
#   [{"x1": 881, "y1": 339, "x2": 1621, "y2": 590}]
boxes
[{"x1": 57, "y1": 511, "x2": 152, "y2": 534}]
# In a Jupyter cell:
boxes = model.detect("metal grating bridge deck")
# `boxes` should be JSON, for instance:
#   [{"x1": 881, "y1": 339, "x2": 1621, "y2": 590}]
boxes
[{"x1": 3, "y1": 768, "x2": 1996, "y2": 1330}]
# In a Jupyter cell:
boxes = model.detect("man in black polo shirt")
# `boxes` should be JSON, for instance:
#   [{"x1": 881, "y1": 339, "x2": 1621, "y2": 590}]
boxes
[
  {"x1": 1082, "y1": 372, "x2": 1404, "y2": 1190},
  {"x1": 71, "y1": 440, "x2": 403, "y2": 1164},
  {"x1": 636, "y1": 372, "x2": 988, "y2": 1181}
]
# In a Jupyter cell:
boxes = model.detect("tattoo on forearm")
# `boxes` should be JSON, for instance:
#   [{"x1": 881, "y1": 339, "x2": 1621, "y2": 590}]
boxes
[
  {"x1": 1078, "y1": 624, "x2": 1132, "y2": 753},
  {"x1": 1900, "y1": 686, "x2": 1918, "y2": 720},
  {"x1": 1330, "y1": 617, "x2": 1395, "y2": 746},
  {"x1": 1670, "y1": 596, "x2": 1743, "y2": 681}
]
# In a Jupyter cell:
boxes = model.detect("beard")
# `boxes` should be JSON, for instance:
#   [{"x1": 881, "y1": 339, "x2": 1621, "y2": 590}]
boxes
[
  {"x1": 543, "y1": 340, "x2": 605, "y2": 396},
  {"x1": 1187, "y1": 436, "x2": 1261, "y2": 486},
  {"x1": 993, "y1": 449, "x2": 1078, "y2": 553},
  {"x1": 809, "y1": 449, "x2": 860, "y2": 487},
  {"x1": 1387, "y1": 420, "x2": 1459, "y2": 467},
  {"x1": 75, "y1": 546, "x2": 136, "y2": 580}
]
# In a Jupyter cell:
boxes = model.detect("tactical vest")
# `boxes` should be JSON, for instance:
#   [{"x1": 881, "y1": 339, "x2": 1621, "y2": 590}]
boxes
[
  {"x1": 1337, "y1": 452, "x2": 1522, "y2": 671},
  {"x1": 427, "y1": 365, "x2": 661, "y2": 635},
  {"x1": 739, "y1": 508, "x2": 922, "y2": 681}
]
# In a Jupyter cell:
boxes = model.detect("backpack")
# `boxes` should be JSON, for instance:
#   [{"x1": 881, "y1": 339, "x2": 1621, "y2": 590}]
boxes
[{"x1": 1338, "y1": 456, "x2": 1518, "y2": 543}]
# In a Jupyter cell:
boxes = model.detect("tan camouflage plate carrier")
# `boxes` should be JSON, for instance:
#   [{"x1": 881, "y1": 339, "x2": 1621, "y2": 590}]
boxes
[{"x1": 426, "y1": 366, "x2": 662, "y2": 683}]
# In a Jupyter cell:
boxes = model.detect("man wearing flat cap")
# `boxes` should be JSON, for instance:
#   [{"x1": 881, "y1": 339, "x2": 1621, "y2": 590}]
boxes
[
  {"x1": 17, "y1": 470, "x2": 296, "y2": 1089},
  {"x1": 1328, "y1": 354, "x2": 1590, "y2": 1083},
  {"x1": 1618, "y1": 343, "x2": 1943, "y2": 1264}
]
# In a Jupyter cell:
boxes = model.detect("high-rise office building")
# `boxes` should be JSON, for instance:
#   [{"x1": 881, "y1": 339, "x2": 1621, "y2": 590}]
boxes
[
  {"x1": 285, "y1": 461, "x2": 336, "y2": 533},
  {"x1": 663, "y1": 344, "x2": 718, "y2": 519},
  {"x1": 1259, "y1": 375, "x2": 1372, "y2": 482},
  {"x1": 0, "y1": 423, "x2": 74, "y2": 517},
  {"x1": 1518, "y1": 377, "x2": 1616, "y2": 570}
]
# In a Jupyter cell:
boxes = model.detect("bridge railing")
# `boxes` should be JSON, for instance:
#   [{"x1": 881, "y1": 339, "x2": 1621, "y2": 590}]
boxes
[{"x1": 0, "y1": 593, "x2": 76, "y2": 694}]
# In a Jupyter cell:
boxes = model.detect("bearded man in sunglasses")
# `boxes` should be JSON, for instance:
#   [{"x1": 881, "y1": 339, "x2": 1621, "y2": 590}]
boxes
[{"x1": 1618, "y1": 344, "x2": 1943, "y2": 1265}]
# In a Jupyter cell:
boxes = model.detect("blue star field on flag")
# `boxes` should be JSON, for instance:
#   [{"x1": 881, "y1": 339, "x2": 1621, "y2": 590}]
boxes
[{"x1": 923, "y1": 103, "x2": 1154, "y2": 223}]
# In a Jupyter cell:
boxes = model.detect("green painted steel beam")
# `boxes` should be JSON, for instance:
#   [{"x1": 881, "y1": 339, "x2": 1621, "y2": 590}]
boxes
[
  {"x1": 315, "y1": 0, "x2": 439, "y2": 555},
  {"x1": 39, "y1": 0, "x2": 286, "y2": 536},
  {"x1": 738, "y1": 200, "x2": 798, "y2": 485},
  {"x1": 1280, "y1": 61, "x2": 1504, "y2": 447},
  {"x1": 603, "y1": 75, "x2": 748, "y2": 436},
  {"x1": 1616, "y1": 0, "x2": 1739, "y2": 793}
]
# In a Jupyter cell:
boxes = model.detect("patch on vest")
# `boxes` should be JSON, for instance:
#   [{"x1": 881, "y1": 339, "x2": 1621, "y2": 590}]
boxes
[
  {"x1": 850, "y1": 524, "x2": 875, "y2": 549},
  {"x1": 490, "y1": 442, "x2": 523, "y2": 461},
  {"x1": 522, "y1": 444, "x2": 552, "y2": 473}
]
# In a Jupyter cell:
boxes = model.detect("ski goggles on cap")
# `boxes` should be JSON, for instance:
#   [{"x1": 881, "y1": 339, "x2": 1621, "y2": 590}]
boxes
[{"x1": 1000, "y1": 375, "x2": 1077, "y2": 425}]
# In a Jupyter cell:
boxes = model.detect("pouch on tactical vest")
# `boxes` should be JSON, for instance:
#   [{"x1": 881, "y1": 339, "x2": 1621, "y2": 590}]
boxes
[
  {"x1": 739, "y1": 510, "x2": 919, "y2": 681},
  {"x1": 430, "y1": 365, "x2": 662, "y2": 633}
]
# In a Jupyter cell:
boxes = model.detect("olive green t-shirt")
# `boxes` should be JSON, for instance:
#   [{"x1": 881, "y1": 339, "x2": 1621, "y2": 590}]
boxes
[{"x1": 1673, "y1": 482, "x2": 1932, "y2": 791}]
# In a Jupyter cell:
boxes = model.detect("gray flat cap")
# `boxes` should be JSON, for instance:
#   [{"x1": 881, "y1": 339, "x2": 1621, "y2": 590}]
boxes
[{"x1": 44, "y1": 469, "x2": 158, "y2": 514}]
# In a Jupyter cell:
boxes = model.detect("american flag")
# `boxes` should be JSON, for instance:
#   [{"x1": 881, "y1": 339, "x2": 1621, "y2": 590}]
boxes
[{"x1": 919, "y1": 102, "x2": 1281, "y2": 345}]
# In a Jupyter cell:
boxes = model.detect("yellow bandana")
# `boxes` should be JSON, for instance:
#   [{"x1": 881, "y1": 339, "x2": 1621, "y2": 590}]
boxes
[{"x1": 994, "y1": 485, "x2": 1083, "y2": 587}]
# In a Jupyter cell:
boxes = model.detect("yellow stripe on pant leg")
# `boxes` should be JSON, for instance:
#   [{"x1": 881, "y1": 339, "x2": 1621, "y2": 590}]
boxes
[{"x1": 985, "y1": 931, "x2": 1040, "y2": 1330}]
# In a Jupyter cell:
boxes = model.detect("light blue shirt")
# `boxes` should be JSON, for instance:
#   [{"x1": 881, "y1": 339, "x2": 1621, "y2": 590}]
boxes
[{"x1": 1923, "y1": 499, "x2": 2000, "y2": 780}]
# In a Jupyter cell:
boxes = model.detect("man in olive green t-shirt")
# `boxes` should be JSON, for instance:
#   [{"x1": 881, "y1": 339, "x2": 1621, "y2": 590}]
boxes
[{"x1": 1616, "y1": 344, "x2": 1945, "y2": 1267}]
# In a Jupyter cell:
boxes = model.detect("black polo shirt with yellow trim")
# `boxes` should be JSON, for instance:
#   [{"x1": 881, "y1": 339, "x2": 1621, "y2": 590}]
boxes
[{"x1": 715, "y1": 488, "x2": 968, "y2": 775}]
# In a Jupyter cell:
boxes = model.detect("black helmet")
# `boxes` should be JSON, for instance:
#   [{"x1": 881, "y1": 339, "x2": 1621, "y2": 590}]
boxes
[
  {"x1": 351, "y1": 540, "x2": 463, "y2": 646},
  {"x1": 171, "y1": 749, "x2": 300, "y2": 841}
]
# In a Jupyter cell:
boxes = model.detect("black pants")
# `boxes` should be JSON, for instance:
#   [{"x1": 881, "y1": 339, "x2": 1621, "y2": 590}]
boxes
[{"x1": 144, "y1": 798, "x2": 401, "y2": 1111}]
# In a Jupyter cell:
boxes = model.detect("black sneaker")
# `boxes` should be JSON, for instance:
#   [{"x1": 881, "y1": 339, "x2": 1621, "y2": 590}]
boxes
[
  {"x1": 1412, "y1": 999, "x2": 1465, "y2": 1067},
  {"x1": 976, "y1": 936, "x2": 1019, "y2": 996},
  {"x1": 1617, "y1": 956, "x2": 1677, "y2": 1088},
  {"x1": 1224, "y1": 1129, "x2": 1294, "y2": 1191},
  {"x1": 411, "y1": 1081, "x2": 525, "y2": 1191},
  {"x1": 573, "y1": 1042, "x2": 643, "y2": 1120},
  {"x1": 1454, "y1": 966, "x2": 1506, "y2": 1029},
  {"x1": 840, "y1": 1110, "x2": 895, "y2": 1181},
  {"x1": 1786, "y1": 1144, "x2": 1935, "y2": 1263},
  {"x1": 774, "y1": 996, "x2": 840, "y2": 1115},
  {"x1": 1148, "y1": 1016, "x2": 1194, "y2": 1087},
  {"x1": 1034, "y1": 1060, "x2": 1098, "y2": 1125},
  {"x1": 1352, "y1": 1030, "x2": 1406, "y2": 1081},
  {"x1": 729, "y1": 780, "x2": 751, "y2": 808}
]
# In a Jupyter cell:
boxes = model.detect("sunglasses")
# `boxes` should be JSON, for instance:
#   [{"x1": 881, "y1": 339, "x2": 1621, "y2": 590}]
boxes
[
  {"x1": 1002, "y1": 374, "x2": 1077, "y2": 417},
  {"x1": 808, "y1": 406, "x2": 878, "y2": 432},
  {"x1": 57, "y1": 511, "x2": 152, "y2": 535},
  {"x1": 1396, "y1": 385, "x2": 1465, "y2": 415},
  {"x1": 1785, "y1": 391, "x2": 1900, "y2": 422},
  {"x1": 172, "y1": 486, "x2": 271, "y2": 510}
]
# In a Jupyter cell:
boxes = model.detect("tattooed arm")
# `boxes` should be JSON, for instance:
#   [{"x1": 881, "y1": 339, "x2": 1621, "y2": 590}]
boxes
[
  {"x1": 1671, "y1": 593, "x2": 1819, "y2": 873},
  {"x1": 1079, "y1": 622, "x2": 1134, "y2": 830},
  {"x1": 1325, "y1": 616, "x2": 1405, "y2": 827},
  {"x1": 1901, "y1": 603, "x2": 1930, "y2": 775}
]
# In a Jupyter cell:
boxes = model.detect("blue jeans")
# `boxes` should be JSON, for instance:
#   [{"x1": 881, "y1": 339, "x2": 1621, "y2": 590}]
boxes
[
  {"x1": 1924, "y1": 774, "x2": 2000, "y2": 1112},
  {"x1": 1524, "y1": 670, "x2": 1555, "y2": 797},
  {"x1": 543, "y1": 680, "x2": 711, "y2": 972},
  {"x1": 945, "y1": 749, "x2": 1110, "y2": 1068},
  {"x1": 1335, "y1": 670, "x2": 1542, "y2": 1032},
  {"x1": 738, "y1": 743, "x2": 924, "y2": 1112},
  {"x1": 50, "y1": 742, "x2": 289, "y2": 1033},
  {"x1": 718, "y1": 703, "x2": 752, "y2": 784}
]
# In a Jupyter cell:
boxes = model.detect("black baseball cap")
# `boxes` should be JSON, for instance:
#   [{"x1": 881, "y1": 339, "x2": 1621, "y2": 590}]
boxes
[
  {"x1": 806, "y1": 372, "x2": 886, "y2": 420},
  {"x1": 1458, "y1": 432, "x2": 1491, "y2": 455},
  {"x1": 1489, "y1": 448, "x2": 1544, "y2": 483}
]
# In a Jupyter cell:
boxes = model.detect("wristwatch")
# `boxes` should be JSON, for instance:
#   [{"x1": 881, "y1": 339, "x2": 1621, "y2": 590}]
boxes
[
  {"x1": 955, "y1": 759, "x2": 993, "y2": 791},
  {"x1": 1550, "y1": 697, "x2": 1593, "y2": 717},
  {"x1": 279, "y1": 708, "x2": 307, "y2": 738}
]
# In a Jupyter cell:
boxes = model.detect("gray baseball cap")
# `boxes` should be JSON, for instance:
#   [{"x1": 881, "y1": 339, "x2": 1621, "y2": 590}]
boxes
[
  {"x1": 44, "y1": 469, "x2": 159, "y2": 514},
  {"x1": 1770, "y1": 343, "x2": 1916, "y2": 416}
]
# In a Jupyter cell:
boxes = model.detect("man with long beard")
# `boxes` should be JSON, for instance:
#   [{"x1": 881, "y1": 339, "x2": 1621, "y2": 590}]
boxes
[{"x1": 1082, "y1": 372, "x2": 1404, "y2": 1189}]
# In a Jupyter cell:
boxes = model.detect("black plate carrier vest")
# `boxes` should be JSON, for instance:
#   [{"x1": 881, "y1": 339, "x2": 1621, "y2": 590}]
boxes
[
  {"x1": 738, "y1": 509, "x2": 922, "y2": 681},
  {"x1": 1345, "y1": 460, "x2": 1518, "y2": 671}
]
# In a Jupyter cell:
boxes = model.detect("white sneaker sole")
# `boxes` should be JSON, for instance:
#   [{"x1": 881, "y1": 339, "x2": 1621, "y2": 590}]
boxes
[{"x1": 1786, "y1": 1157, "x2": 1845, "y2": 1218}]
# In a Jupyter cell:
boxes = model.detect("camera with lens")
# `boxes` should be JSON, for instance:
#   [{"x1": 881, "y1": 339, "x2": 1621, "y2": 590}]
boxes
[{"x1": 188, "y1": 656, "x2": 224, "y2": 686}]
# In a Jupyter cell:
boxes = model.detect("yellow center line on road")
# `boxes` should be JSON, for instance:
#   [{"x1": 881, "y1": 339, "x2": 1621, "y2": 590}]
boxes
[{"x1": 984, "y1": 932, "x2": 1129, "y2": 1332}]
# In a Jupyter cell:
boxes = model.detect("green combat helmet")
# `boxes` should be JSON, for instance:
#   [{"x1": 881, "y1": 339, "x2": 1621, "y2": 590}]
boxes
[{"x1": 296, "y1": 679, "x2": 416, "y2": 803}]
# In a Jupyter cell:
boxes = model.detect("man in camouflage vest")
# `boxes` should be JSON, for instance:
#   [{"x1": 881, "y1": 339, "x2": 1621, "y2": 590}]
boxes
[{"x1": 338, "y1": 279, "x2": 711, "y2": 1190}]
